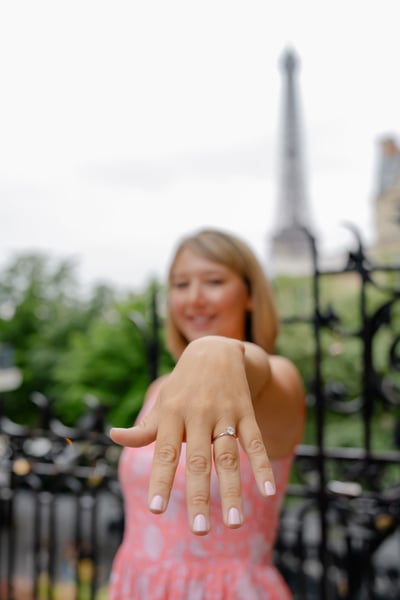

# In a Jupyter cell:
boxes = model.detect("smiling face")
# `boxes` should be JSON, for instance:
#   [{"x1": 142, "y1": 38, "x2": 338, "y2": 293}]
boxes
[{"x1": 168, "y1": 247, "x2": 253, "y2": 343}]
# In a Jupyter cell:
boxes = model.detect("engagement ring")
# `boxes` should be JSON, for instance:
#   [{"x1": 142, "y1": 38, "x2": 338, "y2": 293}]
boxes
[{"x1": 212, "y1": 426, "x2": 237, "y2": 442}]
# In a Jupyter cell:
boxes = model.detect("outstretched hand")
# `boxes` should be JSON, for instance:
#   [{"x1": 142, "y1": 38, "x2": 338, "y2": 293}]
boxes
[{"x1": 110, "y1": 336, "x2": 276, "y2": 535}]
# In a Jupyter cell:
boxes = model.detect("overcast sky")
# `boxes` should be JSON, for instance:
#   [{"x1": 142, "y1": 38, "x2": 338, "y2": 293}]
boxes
[{"x1": 0, "y1": 1, "x2": 399, "y2": 291}]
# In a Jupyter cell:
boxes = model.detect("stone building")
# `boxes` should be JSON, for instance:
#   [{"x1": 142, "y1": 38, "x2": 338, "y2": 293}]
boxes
[{"x1": 372, "y1": 136, "x2": 400, "y2": 261}]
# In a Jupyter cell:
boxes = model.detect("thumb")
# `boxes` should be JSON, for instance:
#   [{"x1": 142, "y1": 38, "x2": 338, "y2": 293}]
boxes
[{"x1": 109, "y1": 414, "x2": 157, "y2": 448}]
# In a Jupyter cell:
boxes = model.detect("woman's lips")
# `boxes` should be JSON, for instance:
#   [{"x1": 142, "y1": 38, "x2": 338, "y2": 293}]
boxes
[{"x1": 186, "y1": 314, "x2": 215, "y2": 330}]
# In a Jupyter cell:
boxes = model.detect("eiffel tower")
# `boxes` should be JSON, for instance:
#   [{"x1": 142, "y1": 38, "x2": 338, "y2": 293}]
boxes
[{"x1": 270, "y1": 48, "x2": 314, "y2": 274}]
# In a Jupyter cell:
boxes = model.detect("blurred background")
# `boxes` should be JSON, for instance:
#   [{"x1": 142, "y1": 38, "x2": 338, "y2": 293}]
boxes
[
  {"x1": 1, "y1": 0, "x2": 399, "y2": 292},
  {"x1": 1, "y1": 3, "x2": 400, "y2": 598}
]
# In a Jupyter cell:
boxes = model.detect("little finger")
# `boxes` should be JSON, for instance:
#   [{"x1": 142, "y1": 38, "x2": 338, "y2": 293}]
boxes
[{"x1": 239, "y1": 421, "x2": 276, "y2": 498}]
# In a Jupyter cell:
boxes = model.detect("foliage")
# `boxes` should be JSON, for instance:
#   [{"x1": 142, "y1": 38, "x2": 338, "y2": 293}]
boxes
[
  {"x1": 52, "y1": 294, "x2": 174, "y2": 426},
  {"x1": 0, "y1": 251, "x2": 398, "y2": 446},
  {"x1": 0, "y1": 253, "x2": 93, "y2": 422},
  {"x1": 274, "y1": 269, "x2": 400, "y2": 451},
  {"x1": 0, "y1": 253, "x2": 172, "y2": 426}
]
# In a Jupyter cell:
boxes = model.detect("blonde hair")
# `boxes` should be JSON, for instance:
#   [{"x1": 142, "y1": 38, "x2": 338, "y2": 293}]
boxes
[{"x1": 165, "y1": 228, "x2": 279, "y2": 359}]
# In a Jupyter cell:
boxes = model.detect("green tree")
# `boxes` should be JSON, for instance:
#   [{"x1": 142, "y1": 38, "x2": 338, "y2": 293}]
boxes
[
  {"x1": 0, "y1": 253, "x2": 117, "y2": 423},
  {"x1": 53, "y1": 291, "x2": 174, "y2": 426},
  {"x1": 0, "y1": 253, "x2": 173, "y2": 427}
]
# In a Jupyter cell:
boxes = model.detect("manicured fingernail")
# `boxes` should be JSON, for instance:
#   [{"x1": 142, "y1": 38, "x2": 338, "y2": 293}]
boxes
[
  {"x1": 228, "y1": 507, "x2": 241, "y2": 526},
  {"x1": 149, "y1": 495, "x2": 164, "y2": 512},
  {"x1": 193, "y1": 514, "x2": 208, "y2": 533},
  {"x1": 264, "y1": 481, "x2": 276, "y2": 496}
]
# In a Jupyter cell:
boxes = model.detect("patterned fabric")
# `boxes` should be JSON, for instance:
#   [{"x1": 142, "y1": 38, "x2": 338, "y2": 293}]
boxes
[{"x1": 109, "y1": 394, "x2": 294, "y2": 599}]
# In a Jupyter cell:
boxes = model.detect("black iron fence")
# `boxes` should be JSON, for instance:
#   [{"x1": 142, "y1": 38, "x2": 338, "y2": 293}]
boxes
[
  {"x1": 0, "y1": 227, "x2": 399, "y2": 599},
  {"x1": 0, "y1": 394, "x2": 123, "y2": 600},
  {"x1": 274, "y1": 227, "x2": 400, "y2": 599}
]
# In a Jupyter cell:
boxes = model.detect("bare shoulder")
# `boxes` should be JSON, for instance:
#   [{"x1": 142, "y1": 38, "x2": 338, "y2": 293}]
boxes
[
  {"x1": 256, "y1": 354, "x2": 306, "y2": 458},
  {"x1": 269, "y1": 354, "x2": 304, "y2": 393},
  {"x1": 147, "y1": 373, "x2": 169, "y2": 393}
]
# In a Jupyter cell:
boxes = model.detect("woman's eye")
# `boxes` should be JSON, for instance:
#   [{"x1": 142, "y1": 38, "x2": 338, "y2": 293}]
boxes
[
  {"x1": 207, "y1": 279, "x2": 223, "y2": 285},
  {"x1": 173, "y1": 281, "x2": 188, "y2": 289}
]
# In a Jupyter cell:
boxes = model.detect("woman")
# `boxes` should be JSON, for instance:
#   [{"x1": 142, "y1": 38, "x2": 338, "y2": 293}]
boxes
[{"x1": 109, "y1": 228, "x2": 305, "y2": 599}]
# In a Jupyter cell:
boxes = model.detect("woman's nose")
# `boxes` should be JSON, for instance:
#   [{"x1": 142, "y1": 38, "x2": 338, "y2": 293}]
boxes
[{"x1": 187, "y1": 282, "x2": 205, "y2": 304}]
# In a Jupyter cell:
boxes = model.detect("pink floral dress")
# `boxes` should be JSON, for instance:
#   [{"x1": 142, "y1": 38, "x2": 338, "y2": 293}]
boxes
[{"x1": 109, "y1": 391, "x2": 294, "y2": 600}]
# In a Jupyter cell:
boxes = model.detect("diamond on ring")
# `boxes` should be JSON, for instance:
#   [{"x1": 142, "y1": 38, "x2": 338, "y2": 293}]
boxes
[{"x1": 212, "y1": 426, "x2": 237, "y2": 442}]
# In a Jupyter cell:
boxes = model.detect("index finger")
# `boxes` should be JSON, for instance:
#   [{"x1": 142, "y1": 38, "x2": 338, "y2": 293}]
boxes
[{"x1": 147, "y1": 416, "x2": 184, "y2": 514}]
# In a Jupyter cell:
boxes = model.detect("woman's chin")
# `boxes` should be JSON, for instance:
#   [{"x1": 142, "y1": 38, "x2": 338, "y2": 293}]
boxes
[{"x1": 185, "y1": 329, "x2": 218, "y2": 341}]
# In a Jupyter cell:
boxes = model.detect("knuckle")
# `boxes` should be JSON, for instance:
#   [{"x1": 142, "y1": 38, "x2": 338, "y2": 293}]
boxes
[
  {"x1": 187, "y1": 453, "x2": 210, "y2": 475},
  {"x1": 155, "y1": 477, "x2": 170, "y2": 488},
  {"x1": 223, "y1": 483, "x2": 241, "y2": 499},
  {"x1": 257, "y1": 462, "x2": 274, "y2": 477},
  {"x1": 191, "y1": 491, "x2": 210, "y2": 506},
  {"x1": 156, "y1": 443, "x2": 178, "y2": 465},
  {"x1": 215, "y1": 451, "x2": 239, "y2": 471},
  {"x1": 247, "y1": 436, "x2": 266, "y2": 455}
]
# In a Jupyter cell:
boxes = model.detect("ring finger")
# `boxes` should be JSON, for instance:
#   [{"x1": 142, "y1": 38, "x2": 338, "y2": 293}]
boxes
[{"x1": 212, "y1": 425, "x2": 243, "y2": 528}]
